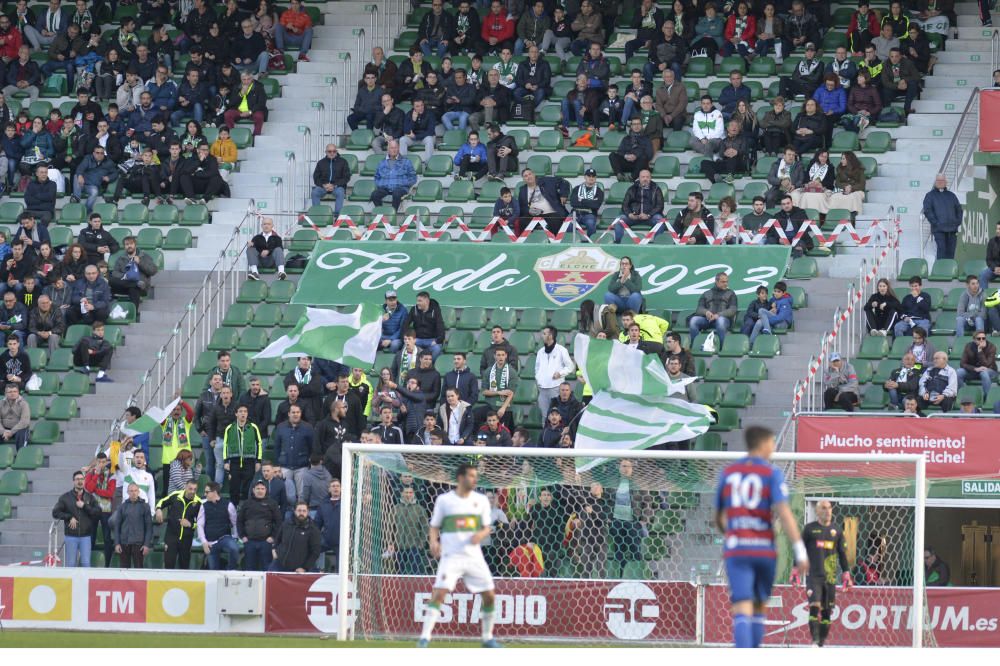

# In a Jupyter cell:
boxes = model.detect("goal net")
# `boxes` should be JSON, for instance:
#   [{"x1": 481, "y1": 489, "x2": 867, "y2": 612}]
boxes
[{"x1": 337, "y1": 445, "x2": 929, "y2": 647}]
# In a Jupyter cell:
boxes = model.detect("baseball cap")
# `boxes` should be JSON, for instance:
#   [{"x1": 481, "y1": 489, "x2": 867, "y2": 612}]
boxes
[
  {"x1": 961, "y1": 397, "x2": 976, "y2": 405},
  {"x1": 584, "y1": 168, "x2": 597, "y2": 177},
  {"x1": 805, "y1": 42, "x2": 817, "y2": 51},
  {"x1": 385, "y1": 290, "x2": 397, "y2": 298},
  {"x1": 829, "y1": 352, "x2": 842, "y2": 361}
]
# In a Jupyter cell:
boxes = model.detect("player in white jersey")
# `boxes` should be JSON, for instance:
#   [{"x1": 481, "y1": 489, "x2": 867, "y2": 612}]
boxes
[{"x1": 417, "y1": 463, "x2": 500, "y2": 648}]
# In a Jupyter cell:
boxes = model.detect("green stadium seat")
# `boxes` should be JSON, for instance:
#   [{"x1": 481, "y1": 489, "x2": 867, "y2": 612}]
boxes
[
  {"x1": 535, "y1": 130, "x2": 563, "y2": 152},
  {"x1": 12, "y1": 445, "x2": 44, "y2": 470},
  {"x1": 705, "y1": 358, "x2": 737, "y2": 382},
  {"x1": 555, "y1": 155, "x2": 584, "y2": 177},
  {"x1": 606, "y1": 181, "x2": 631, "y2": 205},
  {"x1": 349, "y1": 180, "x2": 376, "y2": 202},
  {"x1": 0, "y1": 444, "x2": 14, "y2": 469},
  {"x1": 941, "y1": 287, "x2": 963, "y2": 311},
  {"x1": 149, "y1": 204, "x2": 179, "y2": 226},
  {"x1": 360, "y1": 154, "x2": 382, "y2": 177},
  {"x1": 58, "y1": 202, "x2": 86, "y2": 226},
  {"x1": 830, "y1": 132, "x2": 861, "y2": 153},
  {"x1": 121, "y1": 202, "x2": 150, "y2": 225},
  {"x1": 424, "y1": 154, "x2": 453, "y2": 177},
  {"x1": 237, "y1": 280, "x2": 267, "y2": 303},
  {"x1": 163, "y1": 228, "x2": 192, "y2": 250},
  {"x1": 590, "y1": 155, "x2": 613, "y2": 177},
  {"x1": 749, "y1": 335, "x2": 780, "y2": 358},
  {"x1": 862, "y1": 131, "x2": 891, "y2": 154},
  {"x1": 599, "y1": 131, "x2": 624, "y2": 152},
  {"x1": 720, "y1": 383, "x2": 753, "y2": 408},
  {"x1": 821, "y1": 31, "x2": 849, "y2": 51},
  {"x1": 207, "y1": 327, "x2": 240, "y2": 351},
  {"x1": 91, "y1": 202, "x2": 118, "y2": 223},
  {"x1": 23, "y1": 395, "x2": 45, "y2": 419},
  {"x1": 26, "y1": 347, "x2": 47, "y2": 370},
  {"x1": 62, "y1": 324, "x2": 90, "y2": 348},
  {"x1": 445, "y1": 180, "x2": 475, "y2": 203},
  {"x1": 0, "y1": 201, "x2": 24, "y2": 224},
  {"x1": 181, "y1": 374, "x2": 206, "y2": 400},
  {"x1": 786, "y1": 286, "x2": 807, "y2": 309},
  {"x1": 59, "y1": 372, "x2": 90, "y2": 396},
  {"x1": 46, "y1": 349, "x2": 71, "y2": 373},
  {"x1": 457, "y1": 307, "x2": 487, "y2": 330},
  {"x1": 486, "y1": 308, "x2": 515, "y2": 331},
  {"x1": 47, "y1": 397, "x2": 78, "y2": 421},
  {"x1": 508, "y1": 330, "x2": 537, "y2": 353},
  {"x1": 694, "y1": 432, "x2": 725, "y2": 451},
  {"x1": 446, "y1": 330, "x2": 474, "y2": 353},
  {"x1": 478, "y1": 181, "x2": 504, "y2": 204},
  {"x1": 686, "y1": 57, "x2": 714, "y2": 77},
  {"x1": 517, "y1": 309, "x2": 547, "y2": 331},
  {"x1": 709, "y1": 407, "x2": 740, "y2": 432},
  {"x1": 719, "y1": 334, "x2": 750, "y2": 357},
  {"x1": 747, "y1": 56, "x2": 776, "y2": 77},
  {"x1": 30, "y1": 420, "x2": 60, "y2": 445},
  {"x1": 752, "y1": 156, "x2": 776, "y2": 180},
  {"x1": 109, "y1": 300, "x2": 137, "y2": 324},
  {"x1": 663, "y1": 130, "x2": 691, "y2": 153},
  {"x1": 412, "y1": 180, "x2": 443, "y2": 202},
  {"x1": 109, "y1": 227, "x2": 133, "y2": 247},
  {"x1": 894, "y1": 259, "x2": 928, "y2": 281},
  {"x1": 652, "y1": 156, "x2": 680, "y2": 178},
  {"x1": 346, "y1": 129, "x2": 374, "y2": 150},
  {"x1": 440, "y1": 130, "x2": 467, "y2": 151},
  {"x1": 705, "y1": 182, "x2": 735, "y2": 206},
  {"x1": 735, "y1": 358, "x2": 767, "y2": 382},
  {"x1": 929, "y1": 260, "x2": 958, "y2": 282},
  {"x1": 0, "y1": 470, "x2": 28, "y2": 494},
  {"x1": 237, "y1": 328, "x2": 270, "y2": 351},
  {"x1": 858, "y1": 336, "x2": 890, "y2": 359},
  {"x1": 785, "y1": 257, "x2": 818, "y2": 279},
  {"x1": 740, "y1": 181, "x2": 768, "y2": 205},
  {"x1": 266, "y1": 281, "x2": 296, "y2": 303},
  {"x1": 549, "y1": 309, "x2": 578, "y2": 330},
  {"x1": 513, "y1": 382, "x2": 538, "y2": 405},
  {"x1": 671, "y1": 181, "x2": 701, "y2": 205},
  {"x1": 526, "y1": 155, "x2": 552, "y2": 175},
  {"x1": 180, "y1": 204, "x2": 210, "y2": 226},
  {"x1": 283, "y1": 305, "x2": 305, "y2": 327}
]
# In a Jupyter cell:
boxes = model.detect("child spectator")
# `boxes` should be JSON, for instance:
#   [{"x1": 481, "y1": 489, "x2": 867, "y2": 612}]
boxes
[
  {"x1": 0, "y1": 231, "x2": 11, "y2": 264},
  {"x1": 599, "y1": 84, "x2": 624, "y2": 132},
  {"x1": 46, "y1": 109, "x2": 64, "y2": 135},
  {"x1": 14, "y1": 111, "x2": 30, "y2": 135},
  {"x1": 211, "y1": 127, "x2": 238, "y2": 180},
  {"x1": 104, "y1": 104, "x2": 127, "y2": 136},
  {"x1": 492, "y1": 186, "x2": 520, "y2": 226}
]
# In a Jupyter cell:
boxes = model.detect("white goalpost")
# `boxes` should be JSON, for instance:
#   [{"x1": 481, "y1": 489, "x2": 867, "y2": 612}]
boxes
[{"x1": 337, "y1": 444, "x2": 927, "y2": 647}]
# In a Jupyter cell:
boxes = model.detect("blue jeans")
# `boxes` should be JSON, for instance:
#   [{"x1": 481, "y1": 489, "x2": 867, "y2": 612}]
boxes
[
  {"x1": 243, "y1": 538, "x2": 273, "y2": 571},
  {"x1": 621, "y1": 96, "x2": 639, "y2": 123},
  {"x1": 893, "y1": 317, "x2": 931, "y2": 337},
  {"x1": 642, "y1": 61, "x2": 683, "y2": 85},
  {"x1": 442, "y1": 111, "x2": 469, "y2": 129},
  {"x1": 513, "y1": 86, "x2": 547, "y2": 105},
  {"x1": 380, "y1": 336, "x2": 402, "y2": 352},
  {"x1": 957, "y1": 367, "x2": 998, "y2": 397},
  {"x1": 65, "y1": 534, "x2": 92, "y2": 567},
  {"x1": 604, "y1": 291, "x2": 643, "y2": 313},
  {"x1": 575, "y1": 212, "x2": 597, "y2": 236},
  {"x1": 213, "y1": 437, "x2": 226, "y2": 485},
  {"x1": 347, "y1": 110, "x2": 376, "y2": 129},
  {"x1": 955, "y1": 315, "x2": 985, "y2": 345},
  {"x1": 933, "y1": 231, "x2": 957, "y2": 260},
  {"x1": 170, "y1": 103, "x2": 203, "y2": 125},
  {"x1": 276, "y1": 24, "x2": 313, "y2": 55},
  {"x1": 420, "y1": 38, "x2": 447, "y2": 58},
  {"x1": 614, "y1": 213, "x2": 665, "y2": 243},
  {"x1": 236, "y1": 52, "x2": 271, "y2": 76},
  {"x1": 888, "y1": 387, "x2": 904, "y2": 408},
  {"x1": 414, "y1": 337, "x2": 442, "y2": 360},
  {"x1": 561, "y1": 97, "x2": 585, "y2": 129},
  {"x1": 689, "y1": 315, "x2": 731, "y2": 345},
  {"x1": 72, "y1": 182, "x2": 101, "y2": 212},
  {"x1": 207, "y1": 535, "x2": 241, "y2": 570},
  {"x1": 312, "y1": 185, "x2": 345, "y2": 212},
  {"x1": 980, "y1": 267, "x2": 999, "y2": 290}
]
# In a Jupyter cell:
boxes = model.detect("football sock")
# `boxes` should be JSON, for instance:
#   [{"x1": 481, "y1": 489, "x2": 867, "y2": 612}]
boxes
[
  {"x1": 481, "y1": 604, "x2": 496, "y2": 641},
  {"x1": 420, "y1": 602, "x2": 441, "y2": 641},
  {"x1": 819, "y1": 608, "x2": 832, "y2": 645},
  {"x1": 752, "y1": 614, "x2": 766, "y2": 648},
  {"x1": 809, "y1": 606, "x2": 821, "y2": 643},
  {"x1": 733, "y1": 614, "x2": 753, "y2": 648}
]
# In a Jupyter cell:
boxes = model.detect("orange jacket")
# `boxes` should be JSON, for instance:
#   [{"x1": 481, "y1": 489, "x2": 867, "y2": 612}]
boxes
[
  {"x1": 211, "y1": 137, "x2": 238, "y2": 164},
  {"x1": 280, "y1": 8, "x2": 313, "y2": 33}
]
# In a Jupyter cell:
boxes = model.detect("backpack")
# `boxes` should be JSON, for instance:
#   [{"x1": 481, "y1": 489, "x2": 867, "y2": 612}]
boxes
[{"x1": 510, "y1": 100, "x2": 534, "y2": 123}]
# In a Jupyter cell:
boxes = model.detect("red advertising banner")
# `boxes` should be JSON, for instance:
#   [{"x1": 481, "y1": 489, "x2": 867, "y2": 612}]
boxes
[
  {"x1": 265, "y1": 573, "x2": 697, "y2": 641},
  {"x1": 796, "y1": 415, "x2": 1000, "y2": 479},
  {"x1": 88, "y1": 579, "x2": 148, "y2": 623},
  {"x1": 980, "y1": 90, "x2": 1000, "y2": 152},
  {"x1": 704, "y1": 585, "x2": 1000, "y2": 647}
]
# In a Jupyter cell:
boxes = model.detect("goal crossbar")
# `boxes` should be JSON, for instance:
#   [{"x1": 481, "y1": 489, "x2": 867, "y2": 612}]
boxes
[{"x1": 337, "y1": 444, "x2": 927, "y2": 645}]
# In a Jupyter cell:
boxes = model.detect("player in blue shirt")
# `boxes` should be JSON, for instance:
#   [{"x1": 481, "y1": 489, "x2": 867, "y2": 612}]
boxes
[{"x1": 715, "y1": 425, "x2": 809, "y2": 648}]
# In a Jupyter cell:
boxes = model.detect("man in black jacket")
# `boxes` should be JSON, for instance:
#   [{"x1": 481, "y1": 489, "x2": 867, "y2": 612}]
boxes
[
  {"x1": 283, "y1": 356, "x2": 325, "y2": 417},
  {"x1": 418, "y1": 0, "x2": 455, "y2": 58},
  {"x1": 485, "y1": 123, "x2": 518, "y2": 181},
  {"x1": 322, "y1": 374, "x2": 366, "y2": 437},
  {"x1": 24, "y1": 164, "x2": 56, "y2": 225},
  {"x1": 616, "y1": 169, "x2": 664, "y2": 243},
  {"x1": 72, "y1": 320, "x2": 114, "y2": 381},
  {"x1": 270, "y1": 502, "x2": 322, "y2": 572},
  {"x1": 77, "y1": 212, "x2": 119, "y2": 265},
  {"x1": 231, "y1": 19, "x2": 268, "y2": 75},
  {"x1": 979, "y1": 222, "x2": 1000, "y2": 289},
  {"x1": 769, "y1": 194, "x2": 813, "y2": 256},
  {"x1": 154, "y1": 480, "x2": 202, "y2": 570},
  {"x1": 311, "y1": 143, "x2": 350, "y2": 213},
  {"x1": 223, "y1": 69, "x2": 268, "y2": 135},
  {"x1": 180, "y1": 143, "x2": 230, "y2": 204},
  {"x1": 403, "y1": 292, "x2": 446, "y2": 360},
  {"x1": 449, "y1": 0, "x2": 482, "y2": 56},
  {"x1": 780, "y1": 42, "x2": 824, "y2": 99},
  {"x1": 609, "y1": 116, "x2": 653, "y2": 182},
  {"x1": 518, "y1": 167, "x2": 569, "y2": 235},
  {"x1": 238, "y1": 479, "x2": 282, "y2": 570},
  {"x1": 247, "y1": 217, "x2": 285, "y2": 280},
  {"x1": 313, "y1": 479, "x2": 341, "y2": 571},
  {"x1": 513, "y1": 44, "x2": 551, "y2": 108},
  {"x1": 371, "y1": 93, "x2": 406, "y2": 152},
  {"x1": 316, "y1": 401, "x2": 348, "y2": 479},
  {"x1": 700, "y1": 120, "x2": 755, "y2": 184},
  {"x1": 470, "y1": 68, "x2": 510, "y2": 131},
  {"x1": 52, "y1": 470, "x2": 101, "y2": 567},
  {"x1": 239, "y1": 377, "x2": 272, "y2": 440},
  {"x1": 569, "y1": 168, "x2": 604, "y2": 237}
]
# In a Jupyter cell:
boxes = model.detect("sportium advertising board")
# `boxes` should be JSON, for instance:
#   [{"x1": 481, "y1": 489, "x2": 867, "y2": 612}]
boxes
[
  {"x1": 0, "y1": 568, "x2": 218, "y2": 632},
  {"x1": 795, "y1": 415, "x2": 1000, "y2": 479},
  {"x1": 291, "y1": 242, "x2": 792, "y2": 310}
]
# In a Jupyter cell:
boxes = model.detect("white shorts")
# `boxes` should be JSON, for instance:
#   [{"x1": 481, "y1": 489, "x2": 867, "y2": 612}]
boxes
[{"x1": 433, "y1": 553, "x2": 495, "y2": 593}]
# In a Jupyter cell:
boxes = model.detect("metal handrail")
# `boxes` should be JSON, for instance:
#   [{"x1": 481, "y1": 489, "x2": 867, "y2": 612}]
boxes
[
  {"x1": 992, "y1": 28, "x2": 999, "y2": 72},
  {"x1": 938, "y1": 87, "x2": 980, "y2": 187},
  {"x1": 97, "y1": 201, "x2": 260, "y2": 455}
]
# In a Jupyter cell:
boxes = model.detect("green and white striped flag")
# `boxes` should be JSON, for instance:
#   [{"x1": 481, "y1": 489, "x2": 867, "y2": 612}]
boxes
[
  {"x1": 254, "y1": 304, "x2": 382, "y2": 367},
  {"x1": 573, "y1": 333, "x2": 712, "y2": 460}
]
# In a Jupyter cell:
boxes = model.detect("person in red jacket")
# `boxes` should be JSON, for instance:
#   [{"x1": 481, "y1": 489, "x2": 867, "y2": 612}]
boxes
[
  {"x1": 480, "y1": 0, "x2": 515, "y2": 55},
  {"x1": 0, "y1": 15, "x2": 21, "y2": 64},
  {"x1": 83, "y1": 452, "x2": 117, "y2": 567},
  {"x1": 275, "y1": 0, "x2": 314, "y2": 62},
  {"x1": 848, "y1": 0, "x2": 881, "y2": 54},
  {"x1": 721, "y1": 1, "x2": 757, "y2": 58}
]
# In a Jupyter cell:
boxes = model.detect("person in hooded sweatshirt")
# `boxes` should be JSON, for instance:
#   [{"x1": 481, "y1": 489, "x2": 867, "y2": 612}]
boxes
[
  {"x1": 270, "y1": 501, "x2": 322, "y2": 572},
  {"x1": 237, "y1": 479, "x2": 282, "y2": 571},
  {"x1": 747, "y1": 281, "x2": 794, "y2": 345},
  {"x1": 298, "y1": 454, "x2": 332, "y2": 514}
]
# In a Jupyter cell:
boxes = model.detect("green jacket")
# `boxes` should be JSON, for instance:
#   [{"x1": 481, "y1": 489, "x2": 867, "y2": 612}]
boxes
[
  {"x1": 222, "y1": 421, "x2": 263, "y2": 461},
  {"x1": 393, "y1": 501, "x2": 429, "y2": 550}
]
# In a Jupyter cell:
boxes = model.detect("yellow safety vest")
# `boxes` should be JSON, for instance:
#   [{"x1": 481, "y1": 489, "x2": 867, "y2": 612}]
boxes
[{"x1": 238, "y1": 84, "x2": 254, "y2": 113}]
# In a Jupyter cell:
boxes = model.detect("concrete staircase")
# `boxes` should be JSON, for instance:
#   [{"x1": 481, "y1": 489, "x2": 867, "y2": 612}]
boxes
[{"x1": 0, "y1": 271, "x2": 206, "y2": 564}]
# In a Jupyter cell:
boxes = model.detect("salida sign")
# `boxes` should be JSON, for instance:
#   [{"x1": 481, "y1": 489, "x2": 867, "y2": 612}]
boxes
[
  {"x1": 796, "y1": 415, "x2": 1000, "y2": 478},
  {"x1": 264, "y1": 574, "x2": 696, "y2": 641},
  {"x1": 291, "y1": 242, "x2": 791, "y2": 311}
]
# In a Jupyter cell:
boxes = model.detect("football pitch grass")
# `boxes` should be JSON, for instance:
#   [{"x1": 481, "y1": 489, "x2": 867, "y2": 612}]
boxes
[{"x1": 0, "y1": 630, "x2": 633, "y2": 648}]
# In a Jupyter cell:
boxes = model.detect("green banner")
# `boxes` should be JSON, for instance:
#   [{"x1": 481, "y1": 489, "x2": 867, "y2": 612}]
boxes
[{"x1": 292, "y1": 242, "x2": 792, "y2": 310}]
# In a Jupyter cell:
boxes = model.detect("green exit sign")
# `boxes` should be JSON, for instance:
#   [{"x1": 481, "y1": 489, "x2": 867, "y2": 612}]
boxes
[
  {"x1": 933, "y1": 129, "x2": 943, "y2": 136},
  {"x1": 910, "y1": 180, "x2": 920, "y2": 187},
  {"x1": 898, "y1": 206, "x2": 908, "y2": 213},
  {"x1": 284, "y1": 151, "x2": 294, "y2": 158},
  {"x1": 352, "y1": 28, "x2": 363, "y2": 36},
  {"x1": 962, "y1": 480, "x2": 1000, "y2": 497},
  {"x1": 920, "y1": 155, "x2": 930, "y2": 161},
  {"x1": 298, "y1": 125, "x2": 307, "y2": 132},
  {"x1": 971, "y1": 54, "x2": 981, "y2": 61}
]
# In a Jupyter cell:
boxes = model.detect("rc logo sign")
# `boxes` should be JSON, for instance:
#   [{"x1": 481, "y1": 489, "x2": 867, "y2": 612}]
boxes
[
  {"x1": 534, "y1": 248, "x2": 619, "y2": 305},
  {"x1": 603, "y1": 582, "x2": 660, "y2": 640},
  {"x1": 304, "y1": 575, "x2": 359, "y2": 634}
]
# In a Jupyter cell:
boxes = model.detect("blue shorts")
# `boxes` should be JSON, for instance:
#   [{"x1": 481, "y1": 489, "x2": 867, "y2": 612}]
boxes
[{"x1": 725, "y1": 556, "x2": 777, "y2": 603}]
